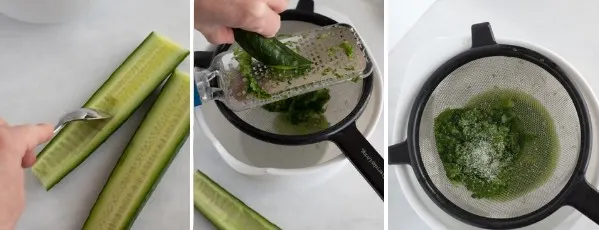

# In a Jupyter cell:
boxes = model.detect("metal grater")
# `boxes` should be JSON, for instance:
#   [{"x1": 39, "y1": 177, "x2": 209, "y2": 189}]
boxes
[{"x1": 195, "y1": 23, "x2": 373, "y2": 111}]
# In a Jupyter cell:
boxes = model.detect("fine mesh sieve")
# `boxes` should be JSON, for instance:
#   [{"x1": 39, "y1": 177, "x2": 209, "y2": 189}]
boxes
[
  {"x1": 230, "y1": 75, "x2": 362, "y2": 136},
  {"x1": 389, "y1": 22, "x2": 599, "y2": 229},
  {"x1": 195, "y1": 9, "x2": 383, "y2": 200},
  {"x1": 420, "y1": 56, "x2": 579, "y2": 218}
]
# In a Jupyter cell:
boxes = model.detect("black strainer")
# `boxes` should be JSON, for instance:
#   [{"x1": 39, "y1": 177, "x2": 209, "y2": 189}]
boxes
[
  {"x1": 388, "y1": 22, "x2": 598, "y2": 229},
  {"x1": 195, "y1": 0, "x2": 383, "y2": 200}
]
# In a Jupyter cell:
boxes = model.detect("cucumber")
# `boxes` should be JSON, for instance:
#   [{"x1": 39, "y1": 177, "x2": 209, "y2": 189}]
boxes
[
  {"x1": 83, "y1": 70, "x2": 190, "y2": 229},
  {"x1": 233, "y1": 28, "x2": 312, "y2": 71},
  {"x1": 194, "y1": 170, "x2": 281, "y2": 230},
  {"x1": 32, "y1": 32, "x2": 189, "y2": 190}
]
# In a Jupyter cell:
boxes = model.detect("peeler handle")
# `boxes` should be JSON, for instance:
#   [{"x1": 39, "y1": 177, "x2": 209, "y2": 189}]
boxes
[
  {"x1": 330, "y1": 122, "x2": 384, "y2": 200},
  {"x1": 566, "y1": 179, "x2": 599, "y2": 225}
]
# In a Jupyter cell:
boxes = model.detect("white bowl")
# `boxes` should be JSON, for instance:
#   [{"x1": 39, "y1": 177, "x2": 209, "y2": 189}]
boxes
[
  {"x1": 195, "y1": 17, "x2": 383, "y2": 177},
  {"x1": 391, "y1": 36, "x2": 599, "y2": 229}
]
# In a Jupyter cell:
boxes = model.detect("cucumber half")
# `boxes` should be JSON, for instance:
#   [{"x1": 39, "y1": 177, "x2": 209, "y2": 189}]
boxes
[
  {"x1": 32, "y1": 32, "x2": 189, "y2": 190},
  {"x1": 232, "y1": 28, "x2": 312, "y2": 70},
  {"x1": 83, "y1": 70, "x2": 190, "y2": 229},
  {"x1": 194, "y1": 170, "x2": 281, "y2": 230}
]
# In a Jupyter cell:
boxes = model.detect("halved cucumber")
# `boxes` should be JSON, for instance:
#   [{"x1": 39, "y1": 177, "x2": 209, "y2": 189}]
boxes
[
  {"x1": 194, "y1": 170, "x2": 281, "y2": 230},
  {"x1": 32, "y1": 32, "x2": 189, "y2": 190},
  {"x1": 83, "y1": 70, "x2": 190, "y2": 229}
]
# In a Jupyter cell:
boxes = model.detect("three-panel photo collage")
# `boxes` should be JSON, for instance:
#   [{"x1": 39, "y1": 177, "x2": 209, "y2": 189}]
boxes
[{"x1": 1, "y1": 0, "x2": 598, "y2": 229}]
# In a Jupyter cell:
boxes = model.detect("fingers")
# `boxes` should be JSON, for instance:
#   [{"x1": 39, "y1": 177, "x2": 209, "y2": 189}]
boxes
[
  {"x1": 21, "y1": 150, "x2": 35, "y2": 168},
  {"x1": 10, "y1": 124, "x2": 54, "y2": 153},
  {"x1": 238, "y1": 7, "x2": 281, "y2": 38},
  {"x1": 266, "y1": 0, "x2": 288, "y2": 13},
  {"x1": 195, "y1": 0, "x2": 285, "y2": 40},
  {"x1": 252, "y1": 11, "x2": 281, "y2": 38},
  {"x1": 197, "y1": 25, "x2": 235, "y2": 44},
  {"x1": 0, "y1": 117, "x2": 7, "y2": 126}
]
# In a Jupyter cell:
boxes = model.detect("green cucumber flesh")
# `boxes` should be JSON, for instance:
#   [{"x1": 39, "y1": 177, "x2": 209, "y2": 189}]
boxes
[
  {"x1": 232, "y1": 28, "x2": 312, "y2": 70},
  {"x1": 194, "y1": 170, "x2": 280, "y2": 230},
  {"x1": 83, "y1": 70, "x2": 190, "y2": 229},
  {"x1": 32, "y1": 32, "x2": 189, "y2": 190}
]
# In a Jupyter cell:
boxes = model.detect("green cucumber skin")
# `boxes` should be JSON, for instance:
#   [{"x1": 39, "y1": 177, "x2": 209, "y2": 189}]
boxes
[
  {"x1": 36, "y1": 32, "x2": 189, "y2": 190},
  {"x1": 83, "y1": 71, "x2": 190, "y2": 229},
  {"x1": 194, "y1": 170, "x2": 281, "y2": 230},
  {"x1": 233, "y1": 29, "x2": 312, "y2": 69}
]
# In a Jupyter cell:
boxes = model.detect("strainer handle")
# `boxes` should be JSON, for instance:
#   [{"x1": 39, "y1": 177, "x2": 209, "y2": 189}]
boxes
[
  {"x1": 330, "y1": 123, "x2": 383, "y2": 200},
  {"x1": 471, "y1": 22, "x2": 497, "y2": 48},
  {"x1": 296, "y1": 0, "x2": 314, "y2": 12},
  {"x1": 388, "y1": 141, "x2": 410, "y2": 165},
  {"x1": 566, "y1": 179, "x2": 599, "y2": 225}
]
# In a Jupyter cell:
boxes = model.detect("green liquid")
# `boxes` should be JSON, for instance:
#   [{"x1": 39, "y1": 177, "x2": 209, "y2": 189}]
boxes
[
  {"x1": 264, "y1": 89, "x2": 331, "y2": 135},
  {"x1": 435, "y1": 88, "x2": 559, "y2": 200},
  {"x1": 273, "y1": 113, "x2": 329, "y2": 135}
]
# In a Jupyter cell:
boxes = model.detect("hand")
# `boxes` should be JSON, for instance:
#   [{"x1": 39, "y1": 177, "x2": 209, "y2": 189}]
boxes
[
  {"x1": 0, "y1": 120, "x2": 53, "y2": 230},
  {"x1": 195, "y1": 0, "x2": 288, "y2": 44}
]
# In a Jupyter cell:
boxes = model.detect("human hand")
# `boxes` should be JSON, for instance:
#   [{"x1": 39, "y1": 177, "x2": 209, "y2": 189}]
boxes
[
  {"x1": 0, "y1": 120, "x2": 53, "y2": 230},
  {"x1": 195, "y1": 0, "x2": 288, "y2": 44}
]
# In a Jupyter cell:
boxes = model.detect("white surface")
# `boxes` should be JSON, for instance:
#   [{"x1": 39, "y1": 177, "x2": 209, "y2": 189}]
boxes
[
  {"x1": 0, "y1": 0, "x2": 93, "y2": 24},
  {"x1": 387, "y1": 0, "x2": 435, "y2": 49},
  {"x1": 0, "y1": 0, "x2": 191, "y2": 229},
  {"x1": 388, "y1": 0, "x2": 599, "y2": 229},
  {"x1": 193, "y1": 0, "x2": 384, "y2": 229}
]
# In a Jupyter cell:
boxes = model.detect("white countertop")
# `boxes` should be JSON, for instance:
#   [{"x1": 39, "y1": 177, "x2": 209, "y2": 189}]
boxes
[
  {"x1": 0, "y1": 0, "x2": 191, "y2": 229},
  {"x1": 193, "y1": 0, "x2": 384, "y2": 229},
  {"x1": 389, "y1": 0, "x2": 599, "y2": 229},
  {"x1": 388, "y1": 0, "x2": 436, "y2": 49}
]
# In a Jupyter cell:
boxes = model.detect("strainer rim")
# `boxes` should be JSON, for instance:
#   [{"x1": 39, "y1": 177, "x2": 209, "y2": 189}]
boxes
[
  {"x1": 405, "y1": 43, "x2": 592, "y2": 229},
  {"x1": 211, "y1": 10, "x2": 375, "y2": 145}
]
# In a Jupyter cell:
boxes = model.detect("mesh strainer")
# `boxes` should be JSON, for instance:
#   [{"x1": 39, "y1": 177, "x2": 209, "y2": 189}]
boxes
[
  {"x1": 195, "y1": 10, "x2": 383, "y2": 200},
  {"x1": 388, "y1": 22, "x2": 598, "y2": 229}
]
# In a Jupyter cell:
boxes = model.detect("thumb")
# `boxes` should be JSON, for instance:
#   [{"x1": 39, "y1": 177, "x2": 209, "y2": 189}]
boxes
[
  {"x1": 197, "y1": 24, "x2": 235, "y2": 44},
  {"x1": 22, "y1": 150, "x2": 36, "y2": 168}
]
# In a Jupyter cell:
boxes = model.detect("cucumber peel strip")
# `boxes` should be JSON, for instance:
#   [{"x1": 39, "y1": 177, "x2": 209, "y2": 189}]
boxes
[{"x1": 194, "y1": 170, "x2": 281, "y2": 230}]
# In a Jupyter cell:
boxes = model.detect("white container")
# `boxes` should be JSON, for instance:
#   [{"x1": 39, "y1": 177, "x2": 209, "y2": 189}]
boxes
[{"x1": 0, "y1": 0, "x2": 93, "y2": 24}]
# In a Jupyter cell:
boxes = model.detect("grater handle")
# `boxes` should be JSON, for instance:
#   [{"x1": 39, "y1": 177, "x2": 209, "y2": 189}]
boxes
[
  {"x1": 193, "y1": 51, "x2": 223, "y2": 107},
  {"x1": 330, "y1": 123, "x2": 384, "y2": 200}
]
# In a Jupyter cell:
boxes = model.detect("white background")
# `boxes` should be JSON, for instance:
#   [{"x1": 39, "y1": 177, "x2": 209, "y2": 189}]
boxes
[{"x1": 388, "y1": 0, "x2": 435, "y2": 229}]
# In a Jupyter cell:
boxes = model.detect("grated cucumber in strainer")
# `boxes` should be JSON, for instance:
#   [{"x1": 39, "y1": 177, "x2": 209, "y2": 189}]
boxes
[
  {"x1": 389, "y1": 22, "x2": 599, "y2": 229},
  {"x1": 195, "y1": 23, "x2": 373, "y2": 111}
]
